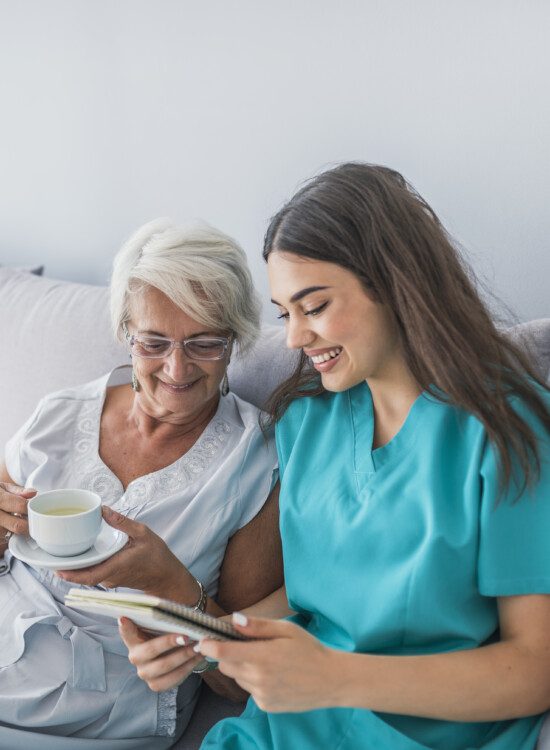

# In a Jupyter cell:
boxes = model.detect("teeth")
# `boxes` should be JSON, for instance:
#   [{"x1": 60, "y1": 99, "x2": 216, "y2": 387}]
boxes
[{"x1": 310, "y1": 348, "x2": 342, "y2": 364}]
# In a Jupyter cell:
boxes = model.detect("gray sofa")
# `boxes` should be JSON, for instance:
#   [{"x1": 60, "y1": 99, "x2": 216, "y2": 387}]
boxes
[{"x1": 1, "y1": 266, "x2": 549, "y2": 748}]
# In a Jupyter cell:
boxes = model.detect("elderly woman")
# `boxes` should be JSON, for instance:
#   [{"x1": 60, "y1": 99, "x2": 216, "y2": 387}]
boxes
[{"x1": 0, "y1": 219, "x2": 283, "y2": 749}]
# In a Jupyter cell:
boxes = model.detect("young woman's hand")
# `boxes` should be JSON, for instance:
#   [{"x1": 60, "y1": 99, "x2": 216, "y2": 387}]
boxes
[
  {"x1": 118, "y1": 617, "x2": 204, "y2": 691},
  {"x1": 197, "y1": 615, "x2": 340, "y2": 713},
  {"x1": 57, "y1": 506, "x2": 198, "y2": 601}
]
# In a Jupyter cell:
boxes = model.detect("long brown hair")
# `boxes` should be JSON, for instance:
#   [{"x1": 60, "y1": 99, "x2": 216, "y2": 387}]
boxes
[{"x1": 263, "y1": 162, "x2": 550, "y2": 499}]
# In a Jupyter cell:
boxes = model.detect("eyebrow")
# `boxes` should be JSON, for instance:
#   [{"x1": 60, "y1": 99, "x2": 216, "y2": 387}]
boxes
[
  {"x1": 271, "y1": 286, "x2": 331, "y2": 306},
  {"x1": 139, "y1": 329, "x2": 213, "y2": 338}
]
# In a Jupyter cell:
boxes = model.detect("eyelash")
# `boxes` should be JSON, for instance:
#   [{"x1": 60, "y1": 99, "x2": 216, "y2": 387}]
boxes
[{"x1": 277, "y1": 301, "x2": 328, "y2": 320}]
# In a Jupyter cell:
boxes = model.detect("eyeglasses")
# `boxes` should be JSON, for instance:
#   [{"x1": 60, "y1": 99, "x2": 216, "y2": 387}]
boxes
[{"x1": 123, "y1": 325, "x2": 232, "y2": 361}]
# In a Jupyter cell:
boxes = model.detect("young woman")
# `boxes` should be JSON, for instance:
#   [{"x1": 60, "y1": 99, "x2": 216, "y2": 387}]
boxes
[{"x1": 121, "y1": 164, "x2": 550, "y2": 750}]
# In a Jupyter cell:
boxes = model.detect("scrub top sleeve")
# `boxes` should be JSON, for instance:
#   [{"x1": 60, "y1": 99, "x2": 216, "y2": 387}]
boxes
[
  {"x1": 478, "y1": 394, "x2": 550, "y2": 597},
  {"x1": 3, "y1": 399, "x2": 44, "y2": 486}
]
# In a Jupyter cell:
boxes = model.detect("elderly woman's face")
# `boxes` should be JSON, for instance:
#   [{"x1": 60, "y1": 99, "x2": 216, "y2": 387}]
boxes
[{"x1": 128, "y1": 286, "x2": 229, "y2": 423}]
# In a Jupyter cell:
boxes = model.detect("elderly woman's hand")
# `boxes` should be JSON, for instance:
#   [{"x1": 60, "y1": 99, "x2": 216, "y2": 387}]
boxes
[
  {"x1": 118, "y1": 617, "x2": 204, "y2": 691},
  {"x1": 0, "y1": 481, "x2": 36, "y2": 547},
  {"x1": 57, "y1": 506, "x2": 198, "y2": 600}
]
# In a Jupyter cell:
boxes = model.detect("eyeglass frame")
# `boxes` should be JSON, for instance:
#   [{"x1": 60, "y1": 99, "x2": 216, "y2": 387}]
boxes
[{"x1": 122, "y1": 323, "x2": 233, "y2": 361}]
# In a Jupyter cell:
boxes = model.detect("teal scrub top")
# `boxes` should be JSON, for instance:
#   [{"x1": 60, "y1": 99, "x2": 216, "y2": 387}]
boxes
[{"x1": 203, "y1": 383, "x2": 550, "y2": 750}]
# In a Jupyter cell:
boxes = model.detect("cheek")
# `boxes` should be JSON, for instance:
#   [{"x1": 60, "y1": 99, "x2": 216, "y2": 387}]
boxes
[{"x1": 134, "y1": 360, "x2": 160, "y2": 381}]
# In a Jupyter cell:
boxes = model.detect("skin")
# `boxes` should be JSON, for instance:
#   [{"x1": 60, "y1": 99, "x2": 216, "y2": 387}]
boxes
[
  {"x1": 120, "y1": 254, "x2": 550, "y2": 720},
  {"x1": 0, "y1": 286, "x2": 284, "y2": 701}
]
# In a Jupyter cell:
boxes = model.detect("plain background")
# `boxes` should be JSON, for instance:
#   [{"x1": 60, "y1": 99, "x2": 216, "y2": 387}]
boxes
[{"x1": 0, "y1": 0, "x2": 549, "y2": 324}]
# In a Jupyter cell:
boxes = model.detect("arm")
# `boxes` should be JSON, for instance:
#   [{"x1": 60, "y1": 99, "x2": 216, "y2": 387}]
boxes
[
  {"x1": 116, "y1": 484, "x2": 286, "y2": 699},
  {"x1": 199, "y1": 593, "x2": 550, "y2": 719}
]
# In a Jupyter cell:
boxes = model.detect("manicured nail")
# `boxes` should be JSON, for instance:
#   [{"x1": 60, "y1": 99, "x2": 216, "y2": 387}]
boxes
[
  {"x1": 176, "y1": 636, "x2": 186, "y2": 646},
  {"x1": 193, "y1": 643, "x2": 202, "y2": 653},
  {"x1": 232, "y1": 611, "x2": 248, "y2": 626}
]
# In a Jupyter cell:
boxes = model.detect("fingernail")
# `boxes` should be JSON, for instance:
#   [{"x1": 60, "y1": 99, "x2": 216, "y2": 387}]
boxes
[
  {"x1": 176, "y1": 636, "x2": 186, "y2": 646},
  {"x1": 193, "y1": 643, "x2": 202, "y2": 653},
  {"x1": 117, "y1": 618, "x2": 124, "y2": 627},
  {"x1": 232, "y1": 611, "x2": 248, "y2": 626}
]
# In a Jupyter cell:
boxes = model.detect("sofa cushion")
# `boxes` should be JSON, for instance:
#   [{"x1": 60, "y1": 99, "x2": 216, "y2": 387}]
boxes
[{"x1": 0, "y1": 268, "x2": 297, "y2": 453}]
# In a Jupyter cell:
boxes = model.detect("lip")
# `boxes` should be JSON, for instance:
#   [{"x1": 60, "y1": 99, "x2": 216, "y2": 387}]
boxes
[
  {"x1": 310, "y1": 349, "x2": 342, "y2": 373},
  {"x1": 158, "y1": 377, "x2": 201, "y2": 393},
  {"x1": 304, "y1": 347, "x2": 341, "y2": 357}
]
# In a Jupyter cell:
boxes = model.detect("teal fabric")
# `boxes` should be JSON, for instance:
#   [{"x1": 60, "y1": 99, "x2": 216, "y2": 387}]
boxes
[{"x1": 203, "y1": 383, "x2": 550, "y2": 749}]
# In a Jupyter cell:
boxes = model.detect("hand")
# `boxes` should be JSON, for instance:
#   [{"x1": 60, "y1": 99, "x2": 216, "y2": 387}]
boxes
[
  {"x1": 197, "y1": 615, "x2": 339, "y2": 713},
  {"x1": 57, "y1": 505, "x2": 195, "y2": 597},
  {"x1": 118, "y1": 617, "x2": 203, "y2": 691},
  {"x1": 0, "y1": 482, "x2": 36, "y2": 540}
]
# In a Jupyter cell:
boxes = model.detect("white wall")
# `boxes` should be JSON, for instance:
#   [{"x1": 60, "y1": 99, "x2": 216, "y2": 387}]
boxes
[{"x1": 1, "y1": 0, "x2": 549, "y2": 323}]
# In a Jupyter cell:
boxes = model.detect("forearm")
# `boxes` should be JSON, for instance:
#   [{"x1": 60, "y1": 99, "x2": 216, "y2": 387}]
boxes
[
  {"x1": 332, "y1": 641, "x2": 550, "y2": 721},
  {"x1": 241, "y1": 585, "x2": 293, "y2": 620}
]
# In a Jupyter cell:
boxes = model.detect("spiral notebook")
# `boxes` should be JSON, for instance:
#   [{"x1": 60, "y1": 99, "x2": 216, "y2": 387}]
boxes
[{"x1": 65, "y1": 588, "x2": 250, "y2": 641}]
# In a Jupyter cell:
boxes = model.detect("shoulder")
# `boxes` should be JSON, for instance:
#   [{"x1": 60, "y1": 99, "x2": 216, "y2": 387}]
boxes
[{"x1": 18, "y1": 372, "x2": 110, "y2": 439}]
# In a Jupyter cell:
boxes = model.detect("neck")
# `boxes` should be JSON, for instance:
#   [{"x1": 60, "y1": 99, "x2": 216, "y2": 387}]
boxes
[
  {"x1": 366, "y1": 357, "x2": 421, "y2": 422},
  {"x1": 127, "y1": 391, "x2": 220, "y2": 442}
]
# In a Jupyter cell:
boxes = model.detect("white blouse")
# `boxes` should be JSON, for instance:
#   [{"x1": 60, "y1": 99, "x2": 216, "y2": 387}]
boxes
[{"x1": 0, "y1": 366, "x2": 277, "y2": 747}]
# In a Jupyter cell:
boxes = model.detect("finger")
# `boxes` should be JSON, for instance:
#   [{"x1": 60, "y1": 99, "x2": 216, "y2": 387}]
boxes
[
  {"x1": 0, "y1": 483, "x2": 37, "y2": 499},
  {"x1": 146, "y1": 659, "x2": 203, "y2": 693},
  {"x1": 137, "y1": 645, "x2": 201, "y2": 681},
  {"x1": 56, "y1": 548, "x2": 129, "y2": 584},
  {"x1": 0, "y1": 492, "x2": 31, "y2": 515},
  {"x1": 118, "y1": 617, "x2": 151, "y2": 647},
  {"x1": 102, "y1": 505, "x2": 145, "y2": 538},
  {"x1": 121, "y1": 626, "x2": 192, "y2": 664},
  {"x1": 231, "y1": 612, "x2": 296, "y2": 640},
  {"x1": 196, "y1": 637, "x2": 265, "y2": 664},
  {"x1": 0, "y1": 510, "x2": 29, "y2": 535}
]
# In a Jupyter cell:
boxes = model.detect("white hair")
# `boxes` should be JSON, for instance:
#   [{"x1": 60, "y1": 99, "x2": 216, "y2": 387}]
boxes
[{"x1": 110, "y1": 218, "x2": 261, "y2": 354}]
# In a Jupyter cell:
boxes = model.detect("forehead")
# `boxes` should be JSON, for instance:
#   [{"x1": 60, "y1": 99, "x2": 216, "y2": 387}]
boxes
[
  {"x1": 267, "y1": 252, "x2": 361, "y2": 301},
  {"x1": 128, "y1": 286, "x2": 203, "y2": 333}
]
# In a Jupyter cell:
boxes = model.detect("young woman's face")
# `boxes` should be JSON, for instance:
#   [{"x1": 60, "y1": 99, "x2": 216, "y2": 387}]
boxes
[{"x1": 267, "y1": 252, "x2": 402, "y2": 392}]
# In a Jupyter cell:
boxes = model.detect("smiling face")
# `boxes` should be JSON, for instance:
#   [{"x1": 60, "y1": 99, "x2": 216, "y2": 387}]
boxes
[
  {"x1": 268, "y1": 252, "x2": 404, "y2": 392},
  {"x1": 127, "y1": 285, "x2": 229, "y2": 424}
]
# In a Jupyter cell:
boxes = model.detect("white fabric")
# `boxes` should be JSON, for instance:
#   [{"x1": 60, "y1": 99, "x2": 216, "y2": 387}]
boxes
[{"x1": 0, "y1": 367, "x2": 277, "y2": 746}]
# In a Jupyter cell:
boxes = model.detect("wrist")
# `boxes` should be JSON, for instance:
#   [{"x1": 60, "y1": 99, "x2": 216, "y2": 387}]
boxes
[{"x1": 325, "y1": 648, "x2": 364, "y2": 709}]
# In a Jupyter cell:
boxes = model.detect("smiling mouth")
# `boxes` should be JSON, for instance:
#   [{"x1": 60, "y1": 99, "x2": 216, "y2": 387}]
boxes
[
  {"x1": 159, "y1": 378, "x2": 200, "y2": 392},
  {"x1": 309, "y1": 348, "x2": 342, "y2": 364}
]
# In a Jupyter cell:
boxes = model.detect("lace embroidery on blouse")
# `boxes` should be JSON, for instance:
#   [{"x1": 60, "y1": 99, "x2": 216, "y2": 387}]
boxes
[
  {"x1": 157, "y1": 687, "x2": 179, "y2": 736},
  {"x1": 72, "y1": 393, "x2": 233, "y2": 514}
]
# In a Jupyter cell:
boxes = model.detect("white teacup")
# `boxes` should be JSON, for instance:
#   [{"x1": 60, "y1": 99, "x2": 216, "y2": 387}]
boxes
[{"x1": 28, "y1": 489, "x2": 102, "y2": 557}]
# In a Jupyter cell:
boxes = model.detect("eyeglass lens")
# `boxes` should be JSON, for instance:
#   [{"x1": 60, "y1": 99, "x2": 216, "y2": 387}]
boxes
[{"x1": 131, "y1": 336, "x2": 227, "y2": 360}]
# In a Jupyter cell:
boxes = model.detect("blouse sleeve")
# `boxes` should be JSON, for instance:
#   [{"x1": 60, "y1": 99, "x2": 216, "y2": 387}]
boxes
[
  {"x1": 236, "y1": 423, "x2": 279, "y2": 531},
  {"x1": 478, "y1": 391, "x2": 550, "y2": 597},
  {"x1": 4, "y1": 400, "x2": 44, "y2": 486}
]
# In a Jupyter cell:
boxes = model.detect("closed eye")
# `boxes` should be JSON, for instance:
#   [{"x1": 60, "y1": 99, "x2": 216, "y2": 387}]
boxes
[{"x1": 305, "y1": 301, "x2": 328, "y2": 316}]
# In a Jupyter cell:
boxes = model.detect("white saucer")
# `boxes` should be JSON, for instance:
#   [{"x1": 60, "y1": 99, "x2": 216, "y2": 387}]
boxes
[{"x1": 8, "y1": 521, "x2": 128, "y2": 570}]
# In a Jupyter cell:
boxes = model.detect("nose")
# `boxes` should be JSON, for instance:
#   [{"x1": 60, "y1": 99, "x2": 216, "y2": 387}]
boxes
[
  {"x1": 162, "y1": 346, "x2": 196, "y2": 381},
  {"x1": 285, "y1": 315, "x2": 315, "y2": 351}
]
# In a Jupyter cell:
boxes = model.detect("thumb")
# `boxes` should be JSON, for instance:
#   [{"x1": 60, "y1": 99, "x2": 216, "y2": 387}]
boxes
[
  {"x1": 4, "y1": 483, "x2": 37, "y2": 498},
  {"x1": 118, "y1": 616, "x2": 149, "y2": 646},
  {"x1": 231, "y1": 613, "x2": 296, "y2": 640},
  {"x1": 102, "y1": 505, "x2": 139, "y2": 536}
]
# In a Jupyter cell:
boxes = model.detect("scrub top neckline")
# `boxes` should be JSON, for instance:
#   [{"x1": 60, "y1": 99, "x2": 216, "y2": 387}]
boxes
[{"x1": 349, "y1": 381, "x2": 438, "y2": 475}]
